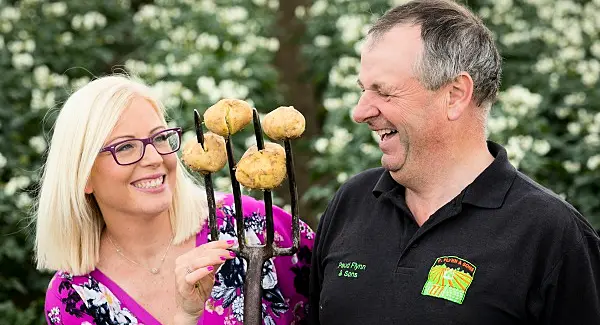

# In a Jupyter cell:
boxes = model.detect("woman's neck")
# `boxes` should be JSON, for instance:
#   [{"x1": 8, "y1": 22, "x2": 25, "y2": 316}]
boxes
[{"x1": 102, "y1": 210, "x2": 174, "y2": 263}]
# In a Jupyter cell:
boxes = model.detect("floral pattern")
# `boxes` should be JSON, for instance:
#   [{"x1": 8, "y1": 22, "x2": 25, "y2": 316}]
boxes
[{"x1": 44, "y1": 194, "x2": 314, "y2": 325}]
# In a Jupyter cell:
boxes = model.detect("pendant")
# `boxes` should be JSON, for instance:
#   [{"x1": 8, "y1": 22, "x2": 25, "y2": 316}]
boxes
[{"x1": 150, "y1": 268, "x2": 159, "y2": 274}]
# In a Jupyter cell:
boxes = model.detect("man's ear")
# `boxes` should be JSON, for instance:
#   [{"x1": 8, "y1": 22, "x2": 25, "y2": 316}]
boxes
[{"x1": 446, "y1": 72, "x2": 474, "y2": 121}]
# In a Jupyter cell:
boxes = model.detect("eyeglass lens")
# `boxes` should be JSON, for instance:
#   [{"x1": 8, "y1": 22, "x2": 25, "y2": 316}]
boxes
[{"x1": 113, "y1": 129, "x2": 180, "y2": 164}]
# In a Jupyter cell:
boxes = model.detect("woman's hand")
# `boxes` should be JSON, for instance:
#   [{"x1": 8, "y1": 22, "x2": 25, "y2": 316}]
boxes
[{"x1": 174, "y1": 239, "x2": 237, "y2": 322}]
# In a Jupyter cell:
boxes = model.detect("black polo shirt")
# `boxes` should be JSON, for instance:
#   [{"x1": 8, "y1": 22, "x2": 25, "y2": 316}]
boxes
[{"x1": 309, "y1": 142, "x2": 600, "y2": 325}]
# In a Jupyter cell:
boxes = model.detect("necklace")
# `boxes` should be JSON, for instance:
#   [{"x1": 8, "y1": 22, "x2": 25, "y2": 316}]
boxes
[{"x1": 107, "y1": 233, "x2": 174, "y2": 275}]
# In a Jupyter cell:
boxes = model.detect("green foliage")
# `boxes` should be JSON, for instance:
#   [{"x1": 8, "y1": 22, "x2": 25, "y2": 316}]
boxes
[{"x1": 0, "y1": 0, "x2": 598, "y2": 323}]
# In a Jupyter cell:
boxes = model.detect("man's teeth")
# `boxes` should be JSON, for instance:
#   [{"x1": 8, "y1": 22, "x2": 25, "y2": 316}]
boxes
[
  {"x1": 376, "y1": 129, "x2": 397, "y2": 140},
  {"x1": 133, "y1": 176, "x2": 163, "y2": 189}
]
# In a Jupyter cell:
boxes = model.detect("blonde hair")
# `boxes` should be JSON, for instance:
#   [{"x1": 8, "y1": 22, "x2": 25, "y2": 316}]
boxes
[{"x1": 34, "y1": 74, "x2": 207, "y2": 275}]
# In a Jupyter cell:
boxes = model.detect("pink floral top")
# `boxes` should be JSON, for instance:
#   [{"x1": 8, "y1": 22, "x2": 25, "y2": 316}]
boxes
[{"x1": 44, "y1": 194, "x2": 315, "y2": 325}]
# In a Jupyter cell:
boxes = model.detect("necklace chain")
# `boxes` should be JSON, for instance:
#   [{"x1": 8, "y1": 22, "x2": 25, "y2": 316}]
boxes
[{"x1": 107, "y1": 233, "x2": 174, "y2": 275}]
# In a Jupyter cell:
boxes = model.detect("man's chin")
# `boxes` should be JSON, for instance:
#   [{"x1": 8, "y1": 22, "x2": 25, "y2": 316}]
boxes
[{"x1": 381, "y1": 156, "x2": 404, "y2": 173}]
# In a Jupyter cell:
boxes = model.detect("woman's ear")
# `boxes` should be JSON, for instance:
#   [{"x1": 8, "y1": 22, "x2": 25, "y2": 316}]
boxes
[{"x1": 84, "y1": 181, "x2": 93, "y2": 194}]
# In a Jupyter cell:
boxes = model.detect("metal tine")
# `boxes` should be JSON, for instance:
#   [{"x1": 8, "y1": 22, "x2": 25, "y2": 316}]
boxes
[
  {"x1": 225, "y1": 131, "x2": 245, "y2": 251},
  {"x1": 272, "y1": 140, "x2": 299, "y2": 256},
  {"x1": 194, "y1": 110, "x2": 218, "y2": 242},
  {"x1": 285, "y1": 140, "x2": 300, "y2": 254},
  {"x1": 252, "y1": 109, "x2": 274, "y2": 248}
]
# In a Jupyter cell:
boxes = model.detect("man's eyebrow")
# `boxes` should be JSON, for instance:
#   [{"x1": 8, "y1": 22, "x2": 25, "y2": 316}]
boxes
[{"x1": 358, "y1": 80, "x2": 393, "y2": 92}]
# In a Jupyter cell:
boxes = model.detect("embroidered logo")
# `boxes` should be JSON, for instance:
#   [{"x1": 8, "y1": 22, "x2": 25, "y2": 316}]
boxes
[
  {"x1": 337, "y1": 261, "x2": 367, "y2": 278},
  {"x1": 421, "y1": 256, "x2": 476, "y2": 304}
]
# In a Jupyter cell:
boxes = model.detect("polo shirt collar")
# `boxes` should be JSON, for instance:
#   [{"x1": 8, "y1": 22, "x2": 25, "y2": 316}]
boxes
[
  {"x1": 461, "y1": 141, "x2": 517, "y2": 208},
  {"x1": 372, "y1": 141, "x2": 516, "y2": 209}
]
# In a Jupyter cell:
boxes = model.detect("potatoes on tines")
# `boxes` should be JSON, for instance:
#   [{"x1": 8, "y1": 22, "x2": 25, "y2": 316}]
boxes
[
  {"x1": 181, "y1": 133, "x2": 227, "y2": 173},
  {"x1": 204, "y1": 99, "x2": 253, "y2": 137},
  {"x1": 263, "y1": 106, "x2": 305, "y2": 140},
  {"x1": 235, "y1": 143, "x2": 287, "y2": 190}
]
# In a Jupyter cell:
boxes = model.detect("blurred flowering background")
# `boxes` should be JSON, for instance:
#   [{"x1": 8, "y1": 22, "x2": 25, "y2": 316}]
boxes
[{"x1": 0, "y1": 0, "x2": 599, "y2": 322}]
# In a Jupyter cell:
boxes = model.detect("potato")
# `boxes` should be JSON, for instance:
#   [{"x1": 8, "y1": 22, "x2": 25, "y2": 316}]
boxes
[
  {"x1": 181, "y1": 133, "x2": 227, "y2": 173},
  {"x1": 263, "y1": 106, "x2": 305, "y2": 140},
  {"x1": 235, "y1": 143, "x2": 287, "y2": 190},
  {"x1": 204, "y1": 99, "x2": 253, "y2": 137}
]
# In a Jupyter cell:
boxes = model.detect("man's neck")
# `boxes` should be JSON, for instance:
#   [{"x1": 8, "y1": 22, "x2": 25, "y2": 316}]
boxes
[{"x1": 399, "y1": 141, "x2": 494, "y2": 226}]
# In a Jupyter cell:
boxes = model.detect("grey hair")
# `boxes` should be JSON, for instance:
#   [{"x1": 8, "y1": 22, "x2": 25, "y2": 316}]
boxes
[{"x1": 368, "y1": 0, "x2": 502, "y2": 109}]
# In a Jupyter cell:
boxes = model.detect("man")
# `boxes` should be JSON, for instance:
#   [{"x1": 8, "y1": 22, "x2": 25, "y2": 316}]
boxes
[{"x1": 308, "y1": 0, "x2": 600, "y2": 324}]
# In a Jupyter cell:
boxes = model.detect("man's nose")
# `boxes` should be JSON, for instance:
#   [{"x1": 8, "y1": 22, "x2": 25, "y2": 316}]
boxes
[{"x1": 352, "y1": 92, "x2": 379, "y2": 123}]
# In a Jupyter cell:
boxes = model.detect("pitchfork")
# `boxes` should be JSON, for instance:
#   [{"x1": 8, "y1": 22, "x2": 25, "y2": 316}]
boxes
[{"x1": 193, "y1": 108, "x2": 300, "y2": 325}]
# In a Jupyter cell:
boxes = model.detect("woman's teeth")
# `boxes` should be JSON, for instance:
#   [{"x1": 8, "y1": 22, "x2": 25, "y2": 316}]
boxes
[{"x1": 133, "y1": 176, "x2": 163, "y2": 189}]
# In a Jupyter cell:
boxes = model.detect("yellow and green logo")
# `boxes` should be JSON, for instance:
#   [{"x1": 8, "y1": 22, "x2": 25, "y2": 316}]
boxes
[{"x1": 421, "y1": 256, "x2": 476, "y2": 304}]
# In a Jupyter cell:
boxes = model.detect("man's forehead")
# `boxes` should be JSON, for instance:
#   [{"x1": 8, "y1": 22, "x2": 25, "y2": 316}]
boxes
[{"x1": 363, "y1": 23, "x2": 422, "y2": 52}]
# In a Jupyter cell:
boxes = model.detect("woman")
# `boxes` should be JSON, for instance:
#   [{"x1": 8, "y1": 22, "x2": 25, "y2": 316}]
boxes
[{"x1": 36, "y1": 75, "x2": 314, "y2": 325}]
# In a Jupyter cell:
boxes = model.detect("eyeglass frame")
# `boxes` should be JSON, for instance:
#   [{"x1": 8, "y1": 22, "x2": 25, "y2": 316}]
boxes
[{"x1": 98, "y1": 127, "x2": 183, "y2": 166}]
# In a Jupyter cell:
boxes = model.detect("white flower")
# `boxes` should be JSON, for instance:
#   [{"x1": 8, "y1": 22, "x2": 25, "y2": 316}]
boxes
[
  {"x1": 324, "y1": 98, "x2": 343, "y2": 111},
  {"x1": 43, "y1": 2, "x2": 67, "y2": 17},
  {"x1": 587, "y1": 155, "x2": 600, "y2": 170},
  {"x1": 329, "y1": 128, "x2": 353, "y2": 154},
  {"x1": 532, "y1": 139, "x2": 551, "y2": 155},
  {"x1": 314, "y1": 35, "x2": 331, "y2": 47},
  {"x1": 34, "y1": 65, "x2": 51, "y2": 88},
  {"x1": 585, "y1": 134, "x2": 600, "y2": 146},
  {"x1": 4, "y1": 176, "x2": 31, "y2": 196},
  {"x1": 337, "y1": 15, "x2": 366, "y2": 43},
  {"x1": 1, "y1": 6, "x2": 21, "y2": 21},
  {"x1": 360, "y1": 143, "x2": 379, "y2": 157},
  {"x1": 59, "y1": 32, "x2": 73, "y2": 45},
  {"x1": 310, "y1": 0, "x2": 327, "y2": 16},
  {"x1": 16, "y1": 193, "x2": 32, "y2": 208},
  {"x1": 567, "y1": 122, "x2": 581, "y2": 135},
  {"x1": 0, "y1": 152, "x2": 7, "y2": 169},
  {"x1": 314, "y1": 138, "x2": 329, "y2": 153},
  {"x1": 29, "y1": 136, "x2": 47, "y2": 153},
  {"x1": 11, "y1": 53, "x2": 34, "y2": 69},
  {"x1": 337, "y1": 172, "x2": 348, "y2": 183},
  {"x1": 195, "y1": 33, "x2": 220, "y2": 50},
  {"x1": 24, "y1": 40, "x2": 35, "y2": 52},
  {"x1": 563, "y1": 161, "x2": 581, "y2": 174},
  {"x1": 220, "y1": 6, "x2": 248, "y2": 22}
]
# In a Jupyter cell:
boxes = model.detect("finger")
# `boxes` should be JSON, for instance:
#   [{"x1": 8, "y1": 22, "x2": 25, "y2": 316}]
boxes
[
  {"x1": 178, "y1": 239, "x2": 237, "y2": 261},
  {"x1": 187, "y1": 250, "x2": 236, "y2": 270},
  {"x1": 200, "y1": 239, "x2": 237, "y2": 250},
  {"x1": 185, "y1": 264, "x2": 219, "y2": 285},
  {"x1": 176, "y1": 248, "x2": 236, "y2": 274}
]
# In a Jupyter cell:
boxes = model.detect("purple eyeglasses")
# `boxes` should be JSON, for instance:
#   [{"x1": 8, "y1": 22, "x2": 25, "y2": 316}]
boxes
[{"x1": 99, "y1": 127, "x2": 182, "y2": 166}]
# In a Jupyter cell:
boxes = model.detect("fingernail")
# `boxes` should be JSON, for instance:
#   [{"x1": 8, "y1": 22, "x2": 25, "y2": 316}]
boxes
[
  {"x1": 220, "y1": 256, "x2": 227, "y2": 261},
  {"x1": 227, "y1": 240, "x2": 235, "y2": 245},
  {"x1": 229, "y1": 251, "x2": 236, "y2": 257},
  {"x1": 207, "y1": 266, "x2": 214, "y2": 271}
]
